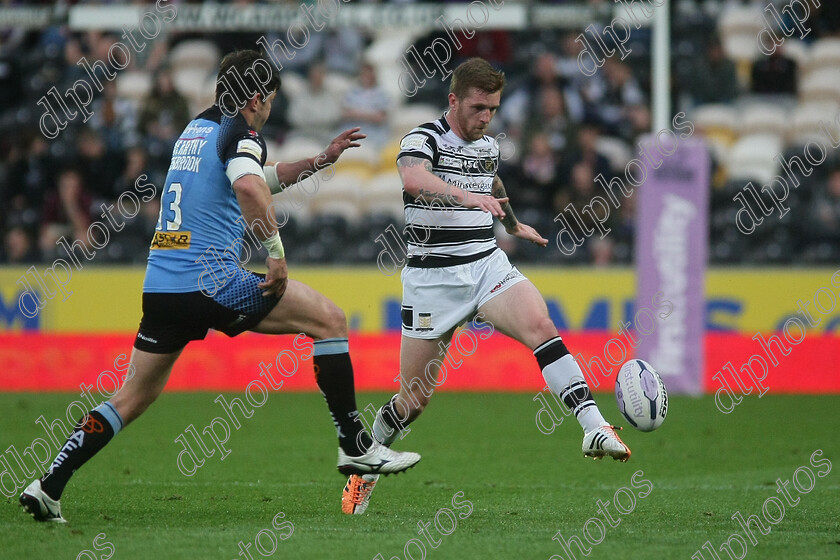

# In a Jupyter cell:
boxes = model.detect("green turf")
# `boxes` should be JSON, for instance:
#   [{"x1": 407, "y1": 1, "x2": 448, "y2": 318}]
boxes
[{"x1": 0, "y1": 393, "x2": 838, "y2": 560}]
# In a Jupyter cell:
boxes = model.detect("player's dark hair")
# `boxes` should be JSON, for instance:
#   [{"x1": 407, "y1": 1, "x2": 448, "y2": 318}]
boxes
[
  {"x1": 449, "y1": 57, "x2": 505, "y2": 99},
  {"x1": 215, "y1": 49, "x2": 281, "y2": 115}
]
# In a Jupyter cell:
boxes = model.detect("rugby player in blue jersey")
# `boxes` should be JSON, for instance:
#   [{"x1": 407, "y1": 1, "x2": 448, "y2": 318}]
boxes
[{"x1": 20, "y1": 50, "x2": 420, "y2": 523}]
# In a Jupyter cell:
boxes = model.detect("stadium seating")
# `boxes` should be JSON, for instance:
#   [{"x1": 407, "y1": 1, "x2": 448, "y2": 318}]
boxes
[
  {"x1": 739, "y1": 103, "x2": 788, "y2": 137},
  {"x1": 172, "y1": 67, "x2": 216, "y2": 115},
  {"x1": 115, "y1": 70, "x2": 152, "y2": 105},
  {"x1": 799, "y1": 68, "x2": 840, "y2": 104},
  {"x1": 790, "y1": 102, "x2": 840, "y2": 146},
  {"x1": 595, "y1": 135, "x2": 633, "y2": 171},
  {"x1": 359, "y1": 172, "x2": 405, "y2": 223},
  {"x1": 169, "y1": 40, "x2": 221, "y2": 74},
  {"x1": 802, "y1": 38, "x2": 840, "y2": 76},
  {"x1": 717, "y1": 6, "x2": 764, "y2": 38},
  {"x1": 727, "y1": 133, "x2": 783, "y2": 184},
  {"x1": 4, "y1": 0, "x2": 840, "y2": 268},
  {"x1": 389, "y1": 104, "x2": 444, "y2": 137}
]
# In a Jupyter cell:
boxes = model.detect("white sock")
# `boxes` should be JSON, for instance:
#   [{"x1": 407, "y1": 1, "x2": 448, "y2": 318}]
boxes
[
  {"x1": 372, "y1": 410, "x2": 397, "y2": 446},
  {"x1": 372, "y1": 395, "x2": 406, "y2": 446},
  {"x1": 536, "y1": 339, "x2": 608, "y2": 433}
]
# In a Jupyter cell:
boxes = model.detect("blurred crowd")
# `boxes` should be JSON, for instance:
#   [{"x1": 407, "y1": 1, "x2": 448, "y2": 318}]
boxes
[{"x1": 1, "y1": 0, "x2": 839, "y2": 267}]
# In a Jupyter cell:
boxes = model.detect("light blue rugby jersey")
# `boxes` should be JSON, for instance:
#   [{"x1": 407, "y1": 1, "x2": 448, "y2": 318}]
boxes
[{"x1": 143, "y1": 106, "x2": 267, "y2": 293}]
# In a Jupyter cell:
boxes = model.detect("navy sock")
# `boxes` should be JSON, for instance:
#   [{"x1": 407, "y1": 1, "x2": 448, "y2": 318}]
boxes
[
  {"x1": 313, "y1": 338, "x2": 373, "y2": 456},
  {"x1": 40, "y1": 403, "x2": 123, "y2": 500}
]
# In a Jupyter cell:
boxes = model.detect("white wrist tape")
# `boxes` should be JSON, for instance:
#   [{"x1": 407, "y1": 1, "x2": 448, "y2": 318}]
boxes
[
  {"x1": 264, "y1": 163, "x2": 283, "y2": 194},
  {"x1": 261, "y1": 232, "x2": 285, "y2": 259}
]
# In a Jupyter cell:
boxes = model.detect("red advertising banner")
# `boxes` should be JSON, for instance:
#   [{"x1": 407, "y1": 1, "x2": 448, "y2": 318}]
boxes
[{"x1": 1, "y1": 331, "x2": 837, "y2": 394}]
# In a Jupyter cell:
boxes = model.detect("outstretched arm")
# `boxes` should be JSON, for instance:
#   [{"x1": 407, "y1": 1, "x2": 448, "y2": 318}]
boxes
[
  {"x1": 265, "y1": 127, "x2": 366, "y2": 192},
  {"x1": 492, "y1": 175, "x2": 548, "y2": 247}
]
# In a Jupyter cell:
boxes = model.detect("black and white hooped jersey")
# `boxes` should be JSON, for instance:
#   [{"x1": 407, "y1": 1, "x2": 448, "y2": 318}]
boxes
[{"x1": 397, "y1": 114, "x2": 500, "y2": 268}]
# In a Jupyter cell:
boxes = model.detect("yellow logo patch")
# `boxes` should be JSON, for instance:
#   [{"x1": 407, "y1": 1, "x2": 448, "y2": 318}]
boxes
[
  {"x1": 150, "y1": 231, "x2": 192, "y2": 249},
  {"x1": 418, "y1": 312, "x2": 432, "y2": 330}
]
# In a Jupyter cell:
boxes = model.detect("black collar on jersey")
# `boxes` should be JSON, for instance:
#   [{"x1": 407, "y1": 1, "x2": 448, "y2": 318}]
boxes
[
  {"x1": 439, "y1": 112, "x2": 451, "y2": 132},
  {"x1": 195, "y1": 105, "x2": 224, "y2": 124}
]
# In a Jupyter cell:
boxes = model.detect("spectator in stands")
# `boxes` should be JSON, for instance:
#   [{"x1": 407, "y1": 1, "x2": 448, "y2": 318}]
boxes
[
  {"x1": 453, "y1": 29, "x2": 514, "y2": 68},
  {"x1": 613, "y1": 189, "x2": 636, "y2": 244},
  {"x1": 625, "y1": 103, "x2": 652, "y2": 142},
  {"x1": 5, "y1": 134, "x2": 53, "y2": 213},
  {"x1": 583, "y1": 58, "x2": 645, "y2": 140},
  {"x1": 565, "y1": 123, "x2": 612, "y2": 180},
  {"x1": 112, "y1": 146, "x2": 154, "y2": 199},
  {"x1": 688, "y1": 38, "x2": 739, "y2": 105},
  {"x1": 77, "y1": 127, "x2": 123, "y2": 200},
  {"x1": 39, "y1": 167, "x2": 93, "y2": 261},
  {"x1": 751, "y1": 49, "x2": 797, "y2": 95},
  {"x1": 90, "y1": 81, "x2": 139, "y2": 153},
  {"x1": 339, "y1": 61, "x2": 390, "y2": 149},
  {"x1": 507, "y1": 133, "x2": 562, "y2": 213},
  {"x1": 0, "y1": 8, "x2": 802, "y2": 268},
  {"x1": 0, "y1": 45, "x2": 21, "y2": 110},
  {"x1": 111, "y1": 148, "x2": 160, "y2": 263},
  {"x1": 554, "y1": 160, "x2": 595, "y2": 218},
  {"x1": 522, "y1": 85, "x2": 578, "y2": 153},
  {"x1": 589, "y1": 236, "x2": 614, "y2": 266},
  {"x1": 805, "y1": 168, "x2": 840, "y2": 244},
  {"x1": 61, "y1": 37, "x2": 88, "y2": 88},
  {"x1": 288, "y1": 63, "x2": 342, "y2": 146},
  {"x1": 501, "y1": 53, "x2": 583, "y2": 142},
  {"x1": 556, "y1": 160, "x2": 616, "y2": 265},
  {"x1": 324, "y1": 29, "x2": 365, "y2": 75},
  {"x1": 138, "y1": 67, "x2": 190, "y2": 163},
  {"x1": 812, "y1": 2, "x2": 840, "y2": 37},
  {"x1": 557, "y1": 32, "x2": 588, "y2": 88},
  {"x1": 2, "y1": 226, "x2": 39, "y2": 264}
]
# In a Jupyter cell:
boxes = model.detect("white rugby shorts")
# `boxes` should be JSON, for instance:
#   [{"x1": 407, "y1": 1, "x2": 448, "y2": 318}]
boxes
[{"x1": 400, "y1": 249, "x2": 527, "y2": 339}]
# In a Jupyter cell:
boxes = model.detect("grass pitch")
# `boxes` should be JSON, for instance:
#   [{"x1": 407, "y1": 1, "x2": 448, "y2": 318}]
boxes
[{"x1": 0, "y1": 392, "x2": 838, "y2": 560}]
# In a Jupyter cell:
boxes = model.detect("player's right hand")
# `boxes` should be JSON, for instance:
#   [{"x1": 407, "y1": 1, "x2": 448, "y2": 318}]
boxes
[
  {"x1": 461, "y1": 192, "x2": 508, "y2": 219},
  {"x1": 260, "y1": 257, "x2": 288, "y2": 298}
]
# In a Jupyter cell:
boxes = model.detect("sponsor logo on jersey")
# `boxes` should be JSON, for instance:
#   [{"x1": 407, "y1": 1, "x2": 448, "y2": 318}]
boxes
[
  {"x1": 237, "y1": 138, "x2": 263, "y2": 159},
  {"x1": 401, "y1": 134, "x2": 428, "y2": 151},
  {"x1": 150, "y1": 230, "x2": 192, "y2": 250},
  {"x1": 183, "y1": 124, "x2": 213, "y2": 135},
  {"x1": 462, "y1": 158, "x2": 495, "y2": 174}
]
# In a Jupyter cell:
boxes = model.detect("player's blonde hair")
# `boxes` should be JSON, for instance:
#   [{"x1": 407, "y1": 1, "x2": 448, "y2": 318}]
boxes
[{"x1": 449, "y1": 58, "x2": 506, "y2": 99}]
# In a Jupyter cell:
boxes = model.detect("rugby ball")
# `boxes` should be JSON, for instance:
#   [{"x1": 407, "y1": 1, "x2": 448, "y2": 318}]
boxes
[{"x1": 615, "y1": 359, "x2": 667, "y2": 432}]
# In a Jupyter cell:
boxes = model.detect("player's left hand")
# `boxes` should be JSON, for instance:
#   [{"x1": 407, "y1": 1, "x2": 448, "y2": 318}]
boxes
[
  {"x1": 260, "y1": 257, "x2": 288, "y2": 298},
  {"x1": 322, "y1": 127, "x2": 367, "y2": 165},
  {"x1": 507, "y1": 223, "x2": 548, "y2": 247}
]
